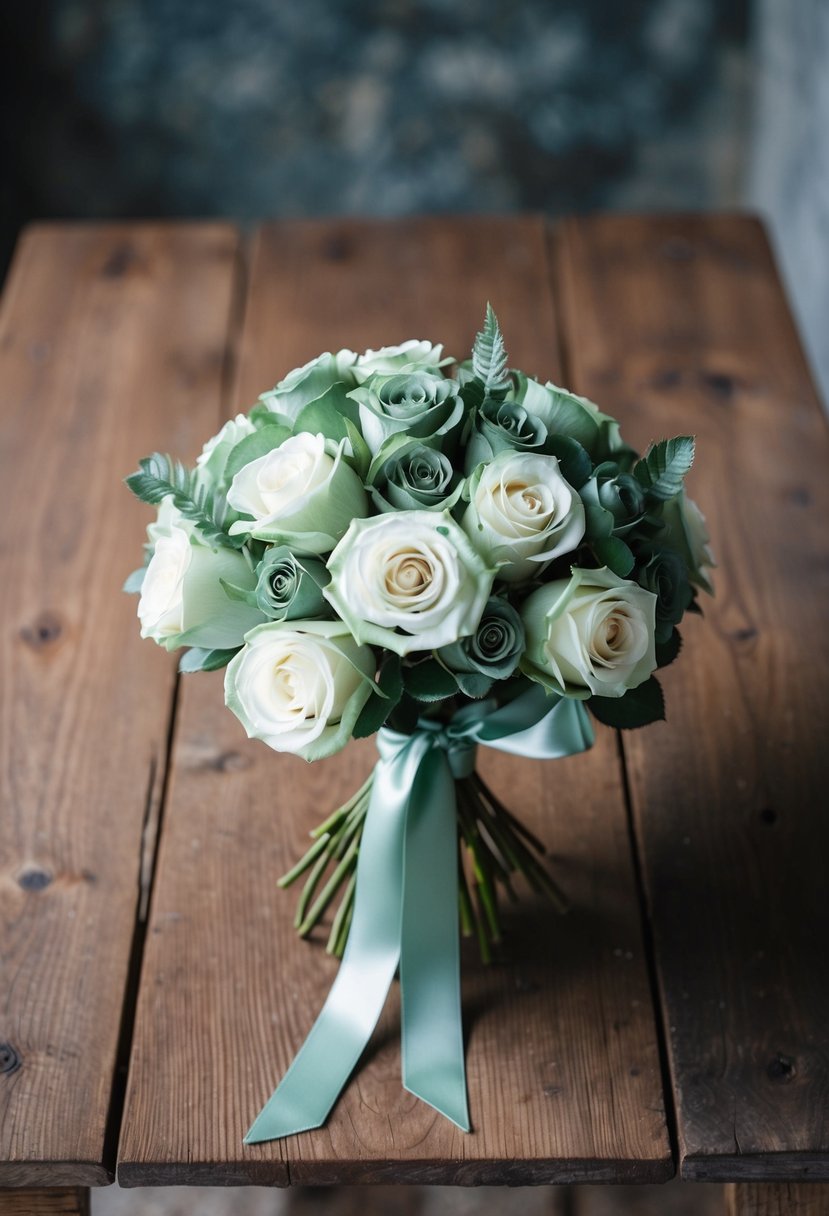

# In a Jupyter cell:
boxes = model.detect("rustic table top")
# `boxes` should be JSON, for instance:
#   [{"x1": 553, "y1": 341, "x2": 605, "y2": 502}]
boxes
[{"x1": 0, "y1": 215, "x2": 826, "y2": 1194}]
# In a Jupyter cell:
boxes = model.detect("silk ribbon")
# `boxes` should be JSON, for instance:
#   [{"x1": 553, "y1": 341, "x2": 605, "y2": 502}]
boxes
[{"x1": 244, "y1": 684, "x2": 593, "y2": 1144}]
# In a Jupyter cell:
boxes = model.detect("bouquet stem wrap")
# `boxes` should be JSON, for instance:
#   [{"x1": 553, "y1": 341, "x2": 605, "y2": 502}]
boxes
[{"x1": 244, "y1": 686, "x2": 594, "y2": 1144}]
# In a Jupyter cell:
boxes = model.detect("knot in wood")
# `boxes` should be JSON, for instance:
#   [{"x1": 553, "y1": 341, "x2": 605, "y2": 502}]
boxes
[
  {"x1": 18, "y1": 867, "x2": 53, "y2": 892},
  {"x1": 20, "y1": 611, "x2": 63, "y2": 651},
  {"x1": 766, "y1": 1052, "x2": 796, "y2": 1083},
  {"x1": 0, "y1": 1043, "x2": 21, "y2": 1074}
]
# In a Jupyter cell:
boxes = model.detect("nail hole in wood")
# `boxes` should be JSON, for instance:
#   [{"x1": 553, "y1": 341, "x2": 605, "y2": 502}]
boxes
[{"x1": 759, "y1": 807, "x2": 777, "y2": 826}]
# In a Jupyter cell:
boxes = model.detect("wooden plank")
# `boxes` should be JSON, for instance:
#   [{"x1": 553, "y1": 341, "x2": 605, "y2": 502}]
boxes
[
  {"x1": 0, "y1": 224, "x2": 240, "y2": 1185},
  {"x1": 118, "y1": 217, "x2": 672, "y2": 1186},
  {"x1": 0, "y1": 1189, "x2": 89, "y2": 1216},
  {"x1": 556, "y1": 214, "x2": 829, "y2": 1182},
  {"x1": 726, "y1": 1184, "x2": 829, "y2": 1216}
]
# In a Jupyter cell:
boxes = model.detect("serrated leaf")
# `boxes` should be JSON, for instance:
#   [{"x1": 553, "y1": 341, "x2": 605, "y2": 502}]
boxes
[
  {"x1": 470, "y1": 303, "x2": 511, "y2": 399},
  {"x1": 352, "y1": 654, "x2": 403, "y2": 738},
  {"x1": 125, "y1": 453, "x2": 244, "y2": 550},
  {"x1": 179, "y1": 646, "x2": 241, "y2": 673},
  {"x1": 655, "y1": 628, "x2": 682, "y2": 668},
  {"x1": 634, "y1": 436, "x2": 695, "y2": 502},
  {"x1": 403, "y1": 657, "x2": 458, "y2": 702},
  {"x1": 587, "y1": 677, "x2": 665, "y2": 729},
  {"x1": 593, "y1": 536, "x2": 635, "y2": 577}
]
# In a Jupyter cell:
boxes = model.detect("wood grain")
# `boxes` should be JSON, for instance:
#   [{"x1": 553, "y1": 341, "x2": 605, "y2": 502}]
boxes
[
  {"x1": 557, "y1": 215, "x2": 829, "y2": 1181},
  {"x1": 0, "y1": 1189, "x2": 89, "y2": 1216},
  {"x1": 118, "y1": 217, "x2": 671, "y2": 1186},
  {"x1": 726, "y1": 1183, "x2": 829, "y2": 1216},
  {"x1": 0, "y1": 224, "x2": 240, "y2": 1185}
]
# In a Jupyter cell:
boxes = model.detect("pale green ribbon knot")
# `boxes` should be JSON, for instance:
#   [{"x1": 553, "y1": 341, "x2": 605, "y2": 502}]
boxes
[{"x1": 244, "y1": 685, "x2": 593, "y2": 1145}]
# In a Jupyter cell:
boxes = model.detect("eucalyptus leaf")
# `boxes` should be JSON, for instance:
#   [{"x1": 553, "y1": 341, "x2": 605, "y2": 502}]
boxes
[
  {"x1": 179, "y1": 646, "x2": 241, "y2": 673},
  {"x1": 403, "y1": 657, "x2": 459, "y2": 702},
  {"x1": 547, "y1": 434, "x2": 592, "y2": 489},
  {"x1": 223, "y1": 426, "x2": 291, "y2": 484},
  {"x1": 352, "y1": 654, "x2": 404, "y2": 738},
  {"x1": 123, "y1": 567, "x2": 146, "y2": 594},
  {"x1": 592, "y1": 536, "x2": 635, "y2": 577}
]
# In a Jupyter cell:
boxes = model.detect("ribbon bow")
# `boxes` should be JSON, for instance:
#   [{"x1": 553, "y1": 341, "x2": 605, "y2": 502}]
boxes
[{"x1": 244, "y1": 685, "x2": 593, "y2": 1143}]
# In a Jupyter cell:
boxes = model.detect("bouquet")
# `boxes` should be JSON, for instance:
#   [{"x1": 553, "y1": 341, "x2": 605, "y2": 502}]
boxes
[{"x1": 126, "y1": 306, "x2": 713, "y2": 1142}]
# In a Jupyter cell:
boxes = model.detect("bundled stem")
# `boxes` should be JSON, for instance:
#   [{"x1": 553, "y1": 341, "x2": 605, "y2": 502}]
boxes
[{"x1": 278, "y1": 769, "x2": 567, "y2": 961}]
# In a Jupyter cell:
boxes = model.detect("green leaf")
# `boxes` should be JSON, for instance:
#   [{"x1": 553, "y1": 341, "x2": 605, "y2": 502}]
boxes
[
  {"x1": 122, "y1": 567, "x2": 146, "y2": 594},
  {"x1": 547, "y1": 434, "x2": 592, "y2": 489},
  {"x1": 352, "y1": 655, "x2": 403, "y2": 738},
  {"x1": 634, "y1": 436, "x2": 695, "y2": 502},
  {"x1": 224, "y1": 426, "x2": 290, "y2": 484},
  {"x1": 249, "y1": 401, "x2": 286, "y2": 428},
  {"x1": 471, "y1": 303, "x2": 511, "y2": 399},
  {"x1": 403, "y1": 657, "x2": 458, "y2": 702},
  {"x1": 179, "y1": 646, "x2": 241, "y2": 673},
  {"x1": 593, "y1": 536, "x2": 635, "y2": 577},
  {"x1": 587, "y1": 677, "x2": 665, "y2": 729},
  {"x1": 344, "y1": 418, "x2": 371, "y2": 480},
  {"x1": 219, "y1": 577, "x2": 258, "y2": 607},
  {"x1": 125, "y1": 454, "x2": 244, "y2": 550},
  {"x1": 655, "y1": 628, "x2": 682, "y2": 668}
]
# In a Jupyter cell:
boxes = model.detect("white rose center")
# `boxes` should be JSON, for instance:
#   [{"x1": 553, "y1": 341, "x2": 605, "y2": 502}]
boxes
[{"x1": 256, "y1": 441, "x2": 332, "y2": 516}]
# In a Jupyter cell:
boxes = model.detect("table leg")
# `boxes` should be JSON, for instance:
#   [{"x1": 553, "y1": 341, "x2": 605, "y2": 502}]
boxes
[
  {"x1": 0, "y1": 1190, "x2": 89, "y2": 1216},
  {"x1": 726, "y1": 1183, "x2": 829, "y2": 1215}
]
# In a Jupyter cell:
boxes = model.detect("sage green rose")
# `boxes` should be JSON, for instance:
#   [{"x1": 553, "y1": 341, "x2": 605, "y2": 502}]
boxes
[
  {"x1": 464, "y1": 397, "x2": 548, "y2": 472},
  {"x1": 636, "y1": 546, "x2": 693, "y2": 644},
  {"x1": 254, "y1": 546, "x2": 331, "y2": 620},
  {"x1": 368, "y1": 439, "x2": 462, "y2": 513},
  {"x1": 348, "y1": 370, "x2": 464, "y2": 455},
  {"x1": 438, "y1": 596, "x2": 525, "y2": 698}
]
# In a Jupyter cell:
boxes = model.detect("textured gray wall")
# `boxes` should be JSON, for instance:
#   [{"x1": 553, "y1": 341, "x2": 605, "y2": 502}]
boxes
[
  {"x1": 749, "y1": 0, "x2": 829, "y2": 406},
  {"x1": 1, "y1": 0, "x2": 748, "y2": 275}
]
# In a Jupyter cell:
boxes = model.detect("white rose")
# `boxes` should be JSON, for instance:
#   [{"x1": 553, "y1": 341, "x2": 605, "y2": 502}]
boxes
[
  {"x1": 462, "y1": 449, "x2": 586, "y2": 583},
  {"x1": 227, "y1": 432, "x2": 368, "y2": 553},
  {"x1": 324, "y1": 510, "x2": 494, "y2": 656},
  {"x1": 138, "y1": 523, "x2": 264, "y2": 651},
  {"x1": 194, "y1": 413, "x2": 256, "y2": 491},
  {"x1": 224, "y1": 621, "x2": 375, "y2": 761},
  {"x1": 353, "y1": 340, "x2": 447, "y2": 384},
  {"x1": 521, "y1": 566, "x2": 657, "y2": 699}
]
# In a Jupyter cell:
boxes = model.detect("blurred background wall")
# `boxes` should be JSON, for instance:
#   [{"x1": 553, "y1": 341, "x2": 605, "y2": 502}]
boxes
[{"x1": 0, "y1": 0, "x2": 825, "y2": 402}]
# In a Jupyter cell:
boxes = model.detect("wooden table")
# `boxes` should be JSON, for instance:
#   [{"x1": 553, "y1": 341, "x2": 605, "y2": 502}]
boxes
[{"x1": 0, "y1": 215, "x2": 827, "y2": 1216}]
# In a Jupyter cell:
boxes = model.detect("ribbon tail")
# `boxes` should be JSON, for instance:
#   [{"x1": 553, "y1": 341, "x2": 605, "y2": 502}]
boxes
[
  {"x1": 400, "y1": 751, "x2": 470, "y2": 1132},
  {"x1": 245, "y1": 752, "x2": 412, "y2": 1144}
]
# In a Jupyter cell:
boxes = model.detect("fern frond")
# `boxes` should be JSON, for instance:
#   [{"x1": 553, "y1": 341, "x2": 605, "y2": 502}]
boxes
[{"x1": 471, "y1": 303, "x2": 511, "y2": 397}]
